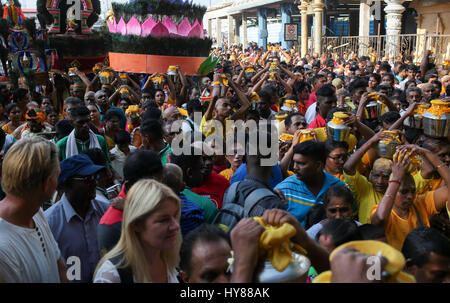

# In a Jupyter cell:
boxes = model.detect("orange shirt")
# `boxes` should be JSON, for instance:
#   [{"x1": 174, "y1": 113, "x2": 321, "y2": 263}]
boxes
[{"x1": 370, "y1": 191, "x2": 438, "y2": 251}]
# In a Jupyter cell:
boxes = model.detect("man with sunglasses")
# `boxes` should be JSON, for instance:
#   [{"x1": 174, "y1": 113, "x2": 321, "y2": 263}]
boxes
[{"x1": 45, "y1": 154, "x2": 109, "y2": 283}]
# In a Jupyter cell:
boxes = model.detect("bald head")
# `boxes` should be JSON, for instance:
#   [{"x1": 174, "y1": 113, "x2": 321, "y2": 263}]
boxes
[
  {"x1": 163, "y1": 106, "x2": 182, "y2": 121},
  {"x1": 162, "y1": 163, "x2": 185, "y2": 194}
]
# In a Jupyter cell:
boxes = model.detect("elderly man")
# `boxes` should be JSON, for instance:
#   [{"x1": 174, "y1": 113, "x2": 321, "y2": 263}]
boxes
[
  {"x1": 163, "y1": 106, "x2": 183, "y2": 122},
  {"x1": 19, "y1": 108, "x2": 53, "y2": 139},
  {"x1": 45, "y1": 154, "x2": 108, "y2": 283},
  {"x1": 0, "y1": 137, "x2": 68, "y2": 282}
]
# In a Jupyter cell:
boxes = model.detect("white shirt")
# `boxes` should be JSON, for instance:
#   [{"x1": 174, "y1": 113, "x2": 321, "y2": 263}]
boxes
[
  {"x1": 305, "y1": 102, "x2": 318, "y2": 124},
  {"x1": 110, "y1": 145, "x2": 137, "y2": 179},
  {"x1": 93, "y1": 259, "x2": 179, "y2": 283},
  {"x1": 0, "y1": 208, "x2": 61, "y2": 283}
]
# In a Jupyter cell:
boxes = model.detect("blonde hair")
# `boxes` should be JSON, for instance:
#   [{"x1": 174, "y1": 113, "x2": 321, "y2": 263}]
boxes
[
  {"x1": 1, "y1": 137, "x2": 59, "y2": 196},
  {"x1": 94, "y1": 179, "x2": 181, "y2": 283}
]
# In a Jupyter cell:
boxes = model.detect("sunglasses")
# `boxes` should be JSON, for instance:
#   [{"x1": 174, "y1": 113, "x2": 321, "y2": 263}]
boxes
[{"x1": 71, "y1": 174, "x2": 100, "y2": 182}]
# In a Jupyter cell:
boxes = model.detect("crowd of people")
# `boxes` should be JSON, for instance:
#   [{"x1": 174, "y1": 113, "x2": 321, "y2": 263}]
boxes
[{"x1": 0, "y1": 41, "x2": 449, "y2": 283}]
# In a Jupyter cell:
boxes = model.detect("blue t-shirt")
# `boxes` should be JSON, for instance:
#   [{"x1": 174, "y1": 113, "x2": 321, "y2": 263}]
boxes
[
  {"x1": 274, "y1": 172, "x2": 346, "y2": 226},
  {"x1": 230, "y1": 163, "x2": 283, "y2": 189}
]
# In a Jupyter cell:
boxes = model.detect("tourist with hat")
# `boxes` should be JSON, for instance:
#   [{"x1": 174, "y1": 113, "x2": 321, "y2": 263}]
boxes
[{"x1": 45, "y1": 154, "x2": 109, "y2": 283}]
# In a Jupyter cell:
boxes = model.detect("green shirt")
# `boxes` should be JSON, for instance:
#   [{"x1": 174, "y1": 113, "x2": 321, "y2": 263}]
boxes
[
  {"x1": 56, "y1": 134, "x2": 111, "y2": 166},
  {"x1": 159, "y1": 143, "x2": 172, "y2": 165},
  {"x1": 182, "y1": 188, "x2": 218, "y2": 224}
]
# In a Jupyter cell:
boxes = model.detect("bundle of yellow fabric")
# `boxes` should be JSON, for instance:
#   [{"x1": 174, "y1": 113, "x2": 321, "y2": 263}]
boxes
[{"x1": 254, "y1": 217, "x2": 307, "y2": 272}]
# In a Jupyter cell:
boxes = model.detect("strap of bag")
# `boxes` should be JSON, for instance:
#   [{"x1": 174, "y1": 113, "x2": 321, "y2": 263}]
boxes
[
  {"x1": 222, "y1": 181, "x2": 240, "y2": 206},
  {"x1": 413, "y1": 204, "x2": 424, "y2": 228},
  {"x1": 243, "y1": 188, "x2": 277, "y2": 217}
]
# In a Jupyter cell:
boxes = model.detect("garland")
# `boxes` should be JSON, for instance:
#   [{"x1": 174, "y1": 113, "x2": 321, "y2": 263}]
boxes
[
  {"x1": 108, "y1": 33, "x2": 212, "y2": 57},
  {"x1": 34, "y1": 33, "x2": 109, "y2": 58},
  {"x1": 112, "y1": 0, "x2": 207, "y2": 24}
]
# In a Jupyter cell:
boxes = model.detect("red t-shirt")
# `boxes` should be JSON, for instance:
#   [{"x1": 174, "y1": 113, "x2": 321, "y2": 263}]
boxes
[
  {"x1": 307, "y1": 113, "x2": 326, "y2": 129},
  {"x1": 191, "y1": 171, "x2": 230, "y2": 210},
  {"x1": 99, "y1": 186, "x2": 127, "y2": 225},
  {"x1": 305, "y1": 91, "x2": 317, "y2": 109}
]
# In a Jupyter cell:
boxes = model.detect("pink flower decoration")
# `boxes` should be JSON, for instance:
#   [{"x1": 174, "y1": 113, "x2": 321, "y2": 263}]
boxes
[
  {"x1": 141, "y1": 17, "x2": 156, "y2": 37},
  {"x1": 162, "y1": 16, "x2": 177, "y2": 34},
  {"x1": 117, "y1": 17, "x2": 127, "y2": 35},
  {"x1": 177, "y1": 18, "x2": 191, "y2": 36},
  {"x1": 107, "y1": 18, "x2": 117, "y2": 33},
  {"x1": 150, "y1": 22, "x2": 170, "y2": 38},
  {"x1": 127, "y1": 17, "x2": 141, "y2": 36},
  {"x1": 187, "y1": 23, "x2": 202, "y2": 38}
]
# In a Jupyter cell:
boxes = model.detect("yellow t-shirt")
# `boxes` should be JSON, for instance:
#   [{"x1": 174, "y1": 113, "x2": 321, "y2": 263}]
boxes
[
  {"x1": 356, "y1": 151, "x2": 372, "y2": 178},
  {"x1": 314, "y1": 127, "x2": 357, "y2": 152},
  {"x1": 412, "y1": 171, "x2": 433, "y2": 195},
  {"x1": 219, "y1": 168, "x2": 235, "y2": 181},
  {"x1": 370, "y1": 191, "x2": 438, "y2": 251},
  {"x1": 343, "y1": 170, "x2": 385, "y2": 224}
]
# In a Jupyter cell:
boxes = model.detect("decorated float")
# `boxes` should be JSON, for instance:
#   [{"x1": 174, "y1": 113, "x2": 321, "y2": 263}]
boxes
[
  {"x1": 0, "y1": 0, "x2": 49, "y2": 88},
  {"x1": 106, "y1": 0, "x2": 212, "y2": 75},
  {"x1": 36, "y1": 0, "x2": 106, "y2": 73}
]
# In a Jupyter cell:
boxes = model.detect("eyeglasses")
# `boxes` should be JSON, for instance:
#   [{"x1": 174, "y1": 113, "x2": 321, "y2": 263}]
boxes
[
  {"x1": 328, "y1": 154, "x2": 348, "y2": 161},
  {"x1": 71, "y1": 174, "x2": 100, "y2": 182},
  {"x1": 327, "y1": 207, "x2": 350, "y2": 214}
]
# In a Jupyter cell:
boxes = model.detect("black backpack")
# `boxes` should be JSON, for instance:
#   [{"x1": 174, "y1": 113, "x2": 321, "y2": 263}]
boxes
[{"x1": 212, "y1": 181, "x2": 277, "y2": 233}]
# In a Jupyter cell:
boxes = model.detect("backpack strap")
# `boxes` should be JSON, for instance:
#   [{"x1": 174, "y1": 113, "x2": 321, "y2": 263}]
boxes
[
  {"x1": 413, "y1": 204, "x2": 424, "y2": 228},
  {"x1": 110, "y1": 255, "x2": 134, "y2": 284},
  {"x1": 222, "y1": 181, "x2": 240, "y2": 206},
  {"x1": 243, "y1": 188, "x2": 277, "y2": 217}
]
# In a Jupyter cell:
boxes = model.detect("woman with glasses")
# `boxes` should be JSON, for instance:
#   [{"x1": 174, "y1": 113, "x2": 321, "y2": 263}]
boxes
[
  {"x1": 306, "y1": 185, "x2": 360, "y2": 241},
  {"x1": 325, "y1": 139, "x2": 348, "y2": 181},
  {"x1": 371, "y1": 145, "x2": 450, "y2": 251}
]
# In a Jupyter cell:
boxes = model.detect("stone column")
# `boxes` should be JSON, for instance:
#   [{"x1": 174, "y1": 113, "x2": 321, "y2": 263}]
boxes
[
  {"x1": 234, "y1": 16, "x2": 241, "y2": 46},
  {"x1": 242, "y1": 14, "x2": 248, "y2": 49},
  {"x1": 257, "y1": 7, "x2": 268, "y2": 50},
  {"x1": 298, "y1": 1, "x2": 308, "y2": 58},
  {"x1": 280, "y1": 3, "x2": 293, "y2": 50},
  {"x1": 312, "y1": 0, "x2": 325, "y2": 56},
  {"x1": 207, "y1": 19, "x2": 212, "y2": 38},
  {"x1": 384, "y1": 0, "x2": 405, "y2": 65},
  {"x1": 359, "y1": 0, "x2": 371, "y2": 56},
  {"x1": 227, "y1": 15, "x2": 234, "y2": 46},
  {"x1": 216, "y1": 18, "x2": 222, "y2": 47}
]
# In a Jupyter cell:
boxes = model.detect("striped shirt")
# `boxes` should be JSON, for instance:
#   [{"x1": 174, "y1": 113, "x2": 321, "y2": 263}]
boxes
[
  {"x1": 179, "y1": 193, "x2": 205, "y2": 237},
  {"x1": 274, "y1": 172, "x2": 346, "y2": 226}
]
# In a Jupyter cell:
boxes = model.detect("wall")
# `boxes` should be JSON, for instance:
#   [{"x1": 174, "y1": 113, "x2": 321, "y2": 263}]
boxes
[{"x1": 410, "y1": 0, "x2": 450, "y2": 35}]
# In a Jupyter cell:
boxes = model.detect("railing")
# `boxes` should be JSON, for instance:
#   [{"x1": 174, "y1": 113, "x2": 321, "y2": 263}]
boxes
[{"x1": 321, "y1": 34, "x2": 450, "y2": 64}]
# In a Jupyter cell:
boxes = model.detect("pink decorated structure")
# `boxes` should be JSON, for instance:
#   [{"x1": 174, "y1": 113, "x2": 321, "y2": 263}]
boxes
[{"x1": 107, "y1": 16, "x2": 204, "y2": 39}]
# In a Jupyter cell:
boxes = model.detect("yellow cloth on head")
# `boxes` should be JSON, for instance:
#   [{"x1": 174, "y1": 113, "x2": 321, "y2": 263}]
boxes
[{"x1": 253, "y1": 217, "x2": 307, "y2": 272}]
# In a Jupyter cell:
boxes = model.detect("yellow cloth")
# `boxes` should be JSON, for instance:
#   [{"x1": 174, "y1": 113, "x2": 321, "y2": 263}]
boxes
[
  {"x1": 370, "y1": 191, "x2": 438, "y2": 251},
  {"x1": 1, "y1": 123, "x2": 14, "y2": 135},
  {"x1": 200, "y1": 115, "x2": 233, "y2": 139},
  {"x1": 343, "y1": 170, "x2": 385, "y2": 224},
  {"x1": 313, "y1": 127, "x2": 357, "y2": 152},
  {"x1": 105, "y1": 135, "x2": 115, "y2": 150},
  {"x1": 253, "y1": 217, "x2": 307, "y2": 272}
]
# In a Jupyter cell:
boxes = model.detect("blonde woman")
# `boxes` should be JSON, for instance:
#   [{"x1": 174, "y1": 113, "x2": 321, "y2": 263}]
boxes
[{"x1": 93, "y1": 179, "x2": 181, "y2": 283}]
